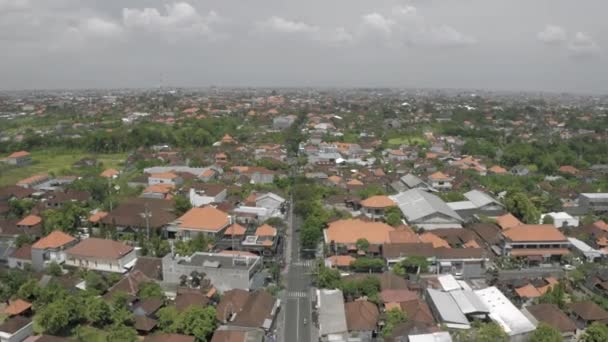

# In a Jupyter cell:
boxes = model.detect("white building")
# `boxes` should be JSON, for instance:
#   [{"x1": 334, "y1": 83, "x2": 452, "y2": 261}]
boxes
[
  {"x1": 65, "y1": 238, "x2": 137, "y2": 273},
  {"x1": 540, "y1": 212, "x2": 579, "y2": 228},
  {"x1": 474, "y1": 287, "x2": 536, "y2": 341}
]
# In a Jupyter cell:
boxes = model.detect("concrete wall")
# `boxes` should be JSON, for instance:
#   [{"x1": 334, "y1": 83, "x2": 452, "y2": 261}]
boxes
[{"x1": 65, "y1": 249, "x2": 136, "y2": 273}]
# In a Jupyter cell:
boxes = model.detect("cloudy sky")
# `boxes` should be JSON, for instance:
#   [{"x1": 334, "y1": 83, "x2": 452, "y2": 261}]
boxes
[{"x1": 1, "y1": 0, "x2": 607, "y2": 93}]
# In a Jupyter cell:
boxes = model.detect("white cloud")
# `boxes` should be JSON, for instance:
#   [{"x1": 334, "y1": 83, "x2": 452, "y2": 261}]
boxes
[
  {"x1": 0, "y1": 0, "x2": 29, "y2": 11},
  {"x1": 568, "y1": 32, "x2": 600, "y2": 57},
  {"x1": 82, "y1": 17, "x2": 123, "y2": 38},
  {"x1": 122, "y1": 2, "x2": 222, "y2": 38},
  {"x1": 257, "y1": 16, "x2": 319, "y2": 34},
  {"x1": 360, "y1": 6, "x2": 476, "y2": 47},
  {"x1": 537, "y1": 25, "x2": 567, "y2": 44}
]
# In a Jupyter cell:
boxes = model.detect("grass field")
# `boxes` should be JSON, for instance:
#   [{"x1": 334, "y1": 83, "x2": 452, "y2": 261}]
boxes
[
  {"x1": 387, "y1": 136, "x2": 428, "y2": 146},
  {"x1": 0, "y1": 149, "x2": 128, "y2": 187}
]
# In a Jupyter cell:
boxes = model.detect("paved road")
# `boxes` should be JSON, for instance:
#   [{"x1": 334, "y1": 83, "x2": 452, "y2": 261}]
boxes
[{"x1": 282, "y1": 194, "x2": 314, "y2": 342}]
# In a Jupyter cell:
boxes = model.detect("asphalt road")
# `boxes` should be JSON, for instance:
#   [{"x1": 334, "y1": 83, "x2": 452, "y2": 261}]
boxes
[{"x1": 282, "y1": 195, "x2": 314, "y2": 342}]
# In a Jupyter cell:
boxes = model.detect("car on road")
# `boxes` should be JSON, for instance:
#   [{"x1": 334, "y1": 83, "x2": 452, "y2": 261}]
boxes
[
  {"x1": 303, "y1": 318, "x2": 307, "y2": 325},
  {"x1": 563, "y1": 264, "x2": 576, "y2": 271}
]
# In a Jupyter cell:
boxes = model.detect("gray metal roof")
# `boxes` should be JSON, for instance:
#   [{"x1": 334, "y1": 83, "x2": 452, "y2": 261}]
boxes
[
  {"x1": 463, "y1": 190, "x2": 502, "y2": 208},
  {"x1": 390, "y1": 189, "x2": 463, "y2": 222},
  {"x1": 449, "y1": 290, "x2": 489, "y2": 314},
  {"x1": 318, "y1": 289, "x2": 348, "y2": 336},
  {"x1": 400, "y1": 174, "x2": 425, "y2": 188},
  {"x1": 426, "y1": 289, "x2": 469, "y2": 326}
]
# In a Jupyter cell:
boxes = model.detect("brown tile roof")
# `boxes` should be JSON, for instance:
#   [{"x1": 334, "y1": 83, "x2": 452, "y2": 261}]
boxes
[
  {"x1": 88, "y1": 211, "x2": 108, "y2": 223},
  {"x1": 255, "y1": 224, "x2": 277, "y2": 237},
  {"x1": 569, "y1": 301, "x2": 608, "y2": 321},
  {"x1": 488, "y1": 165, "x2": 508, "y2": 174},
  {"x1": 210, "y1": 330, "x2": 247, "y2": 342},
  {"x1": 231, "y1": 290, "x2": 275, "y2": 329},
  {"x1": 218, "y1": 250, "x2": 258, "y2": 257},
  {"x1": 0, "y1": 316, "x2": 32, "y2": 334},
  {"x1": 325, "y1": 219, "x2": 394, "y2": 245},
  {"x1": 106, "y1": 270, "x2": 151, "y2": 298},
  {"x1": 380, "y1": 289, "x2": 418, "y2": 303},
  {"x1": 216, "y1": 289, "x2": 250, "y2": 322},
  {"x1": 150, "y1": 172, "x2": 179, "y2": 180},
  {"x1": 526, "y1": 304, "x2": 577, "y2": 333},
  {"x1": 100, "y1": 168, "x2": 120, "y2": 178},
  {"x1": 143, "y1": 334, "x2": 195, "y2": 342},
  {"x1": 132, "y1": 257, "x2": 163, "y2": 281},
  {"x1": 419, "y1": 233, "x2": 450, "y2": 248},
  {"x1": 134, "y1": 315, "x2": 157, "y2": 332},
  {"x1": 177, "y1": 207, "x2": 230, "y2": 232},
  {"x1": 17, "y1": 214, "x2": 41, "y2": 227},
  {"x1": 66, "y1": 238, "x2": 133, "y2": 259},
  {"x1": 143, "y1": 184, "x2": 175, "y2": 194},
  {"x1": 345, "y1": 300, "x2": 379, "y2": 331},
  {"x1": 434, "y1": 247, "x2": 484, "y2": 259},
  {"x1": 16, "y1": 174, "x2": 48, "y2": 186},
  {"x1": 32, "y1": 231, "x2": 75, "y2": 249},
  {"x1": 134, "y1": 297, "x2": 164, "y2": 316},
  {"x1": 360, "y1": 195, "x2": 396, "y2": 208},
  {"x1": 382, "y1": 242, "x2": 435, "y2": 259},
  {"x1": 514, "y1": 284, "x2": 542, "y2": 298},
  {"x1": 400, "y1": 299, "x2": 435, "y2": 324},
  {"x1": 469, "y1": 223, "x2": 501, "y2": 244},
  {"x1": 503, "y1": 224, "x2": 567, "y2": 242},
  {"x1": 326, "y1": 255, "x2": 355, "y2": 267},
  {"x1": 3, "y1": 299, "x2": 32, "y2": 316},
  {"x1": 10, "y1": 244, "x2": 32, "y2": 260},
  {"x1": 496, "y1": 213, "x2": 523, "y2": 230},
  {"x1": 428, "y1": 171, "x2": 450, "y2": 180},
  {"x1": 101, "y1": 198, "x2": 176, "y2": 229},
  {"x1": 347, "y1": 179, "x2": 364, "y2": 186},
  {"x1": 175, "y1": 288, "x2": 210, "y2": 312}
]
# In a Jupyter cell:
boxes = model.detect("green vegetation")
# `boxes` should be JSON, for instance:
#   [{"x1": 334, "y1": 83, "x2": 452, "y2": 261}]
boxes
[
  {"x1": 529, "y1": 323, "x2": 563, "y2": 342},
  {"x1": 452, "y1": 321, "x2": 508, "y2": 342},
  {"x1": 155, "y1": 305, "x2": 217, "y2": 341},
  {"x1": 392, "y1": 256, "x2": 430, "y2": 276},
  {"x1": 382, "y1": 308, "x2": 407, "y2": 337}
]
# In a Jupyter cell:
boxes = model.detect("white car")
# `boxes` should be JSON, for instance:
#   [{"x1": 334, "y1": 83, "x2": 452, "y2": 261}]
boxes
[{"x1": 563, "y1": 264, "x2": 576, "y2": 271}]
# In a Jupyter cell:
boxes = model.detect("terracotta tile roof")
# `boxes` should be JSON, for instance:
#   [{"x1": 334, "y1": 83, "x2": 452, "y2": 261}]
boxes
[
  {"x1": 345, "y1": 300, "x2": 379, "y2": 331},
  {"x1": 8, "y1": 151, "x2": 30, "y2": 158},
  {"x1": 255, "y1": 224, "x2": 277, "y2": 237},
  {"x1": 428, "y1": 171, "x2": 451, "y2": 180},
  {"x1": 419, "y1": 232, "x2": 450, "y2": 248},
  {"x1": 347, "y1": 179, "x2": 364, "y2": 186},
  {"x1": 592, "y1": 220, "x2": 608, "y2": 232},
  {"x1": 144, "y1": 334, "x2": 195, "y2": 342},
  {"x1": 400, "y1": 299, "x2": 435, "y2": 324},
  {"x1": 515, "y1": 284, "x2": 541, "y2": 298},
  {"x1": 216, "y1": 289, "x2": 250, "y2": 322},
  {"x1": 510, "y1": 248, "x2": 570, "y2": 257},
  {"x1": 328, "y1": 175, "x2": 343, "y2": 184},
  {"x1": 17, "y1": 214, "x2": 41, "y2": 226},
  {"x1": 388, "y1": 227, "x2": 420, "y2": 244},
  {"x1": 0, "y1": 316, "x2": 32, "y2": 334},
  {"x1": 134, "y1": 316, "x2": 157, "y2": 332},
  {"x1": 231, "y1": 290, "x2": 275, "y2": 329},
  {"x1": 360, "y1": 195, "x2": 396, "y2": 208},
  {"x1": 326, "y1": 255, "x2": 355, "y2": 267},
  {"x1": 381, "y1": 289, "x2": 418, "y2": 303},
  {"x1": 88, "y1": 211, "x2": 108, "y2": 223},
  {"x1": 382, "y1": 242, "x2": 435, "y2": 259},
  {"x1": 100, "y1": 168, "x2": 120, "y2": 178},
  {"x1": 224, "y1": 223, "x2": 246, "y2": 236},
  {"x1": 503, "y1": 224, "x2": 567, "y2": 242},
  {"x1": 150, "y1": 172, "x2": 179, "y2": 180},
  {"x1": 325, "y1": 219, "x2": 394, "y2": 245},
  {"x1": 177, "y1": 207, "x2": 230, "y2": 232},
  {"x1": 558, "y1": 165, "x2": 579, "y2": 175},
  {"x1": 3, "y1": 299, "x2": 32, "y2": 316},
  {"x1": 132, "y1": 257, "x2": 163, "y2": 280},
  {"x1": 143, "y1": 183, "x2": 175, "y2": 194},
  {"x1": 66, "y1": 238, "x2": 133, "y2": 259},
  {"x1": 496, "y1": 213, "x2": 523, "y2": 230},
  {"x1": 569, "y1": 301, "x2": 608, "y2": 321},
  {"x1": 526, "y1": 304, "x2": 577, "y2": 333},
  {"x1": 10, "y1": 244, "x2": 32, "y2": 260},
  {"x1": 32, "y1": 230, "x2": 75, "y2": 249},
  {"x1": 16, "y1": 173, "x2": 48, "y2": 186}
]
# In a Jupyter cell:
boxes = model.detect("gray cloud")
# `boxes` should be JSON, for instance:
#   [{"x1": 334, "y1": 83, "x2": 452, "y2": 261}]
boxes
[{"x1": 0, "y1": 0, "x2": 607, "y2": 93}]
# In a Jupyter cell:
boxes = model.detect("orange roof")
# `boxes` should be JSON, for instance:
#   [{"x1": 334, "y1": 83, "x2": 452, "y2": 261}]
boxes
[
  {"x1": 255, "y1": 224, "x2": 277, "y2": 237},
  {"x1": 558, "y1": 165, "x2": 579, "y2": 175},
  {"x1": 597, "y1": 236, "x2": 608, "y2": 247},
  {"x1": 150, "y1": 172, "x2": 179, "y2": 180},
  {"x1": 503, "y1": 224, "x2": 567, "y2": 242},
  {"x1": 419, "y1": 232, "x2": 450, "y2": 248},
  {"x1": 328, "y1": 175, "x2": 343, "y2": 184},
  {"x1": 224, "y1": 223, "x2": 246, "y2": 236},
  {"x1": 360, "y1": 195, "x2": 396, "y2": 208},
  {"x1": 206, "y1": 287, "x2": 217, "y2": 298},
  {"x1": 3, "y1": 299, "x2": 32, "y2": 316},
  {"x1": 592, "y1": 220, "x2": 608, "y2": 232},
  {"x1": 464, "y1": 239, "x2": 481, "y2": 248},
  {"x1": 33, "y1": 230, "x2": 75, "y2": 249},
  {"x1": 143, "y1": 184, "x2": 175, "y2": 194},
  {"x1": 8, "y1": 151, "x2": 30, "y2": 158},
  {"x1": 388, "y1": 226, "x2": 420, "y2": 243},
  {"x1": 428, "y1": 171, "x2": 451, "y2": 180},
  {"x1": 385, "y1": 302, "x2": 402, "y2": 311},
  {"x1": 17, "y1": 214, "x2": 41, "y2": 226},
  {"x1": 489, "y1": 165, "x2": 508, "y2": 174},
  {"x1": 510, "y1": 248, "x2": 570, "y2": 257},
  {"x1": 88, "y1": 211, "x2": 108, "y2": 223},
  {"x1": 325, "y1": 219, "x2": 394, "y2": 245},
  {"x1": 496, "y1": 213, "x2": 523, "y2": 230},
  {"x1": 177, "y1": 207, "x2": 230, "y2": 232},
  {"x1": 100, "y1": 168, "x2": 120, "y2": 178},
  {"x1": 16, "y1": 173, "x2": 48, "y2": 186},
  {"x1": 221, "y1": 134, "x2": 236, "y2": 143},
  {"x1": 515, "y1": 284, "x2": 541, "y2": 298},
  {"x1": 425, "y1": 153, "x2": 438, "y2": 159},
  {"x1": 327, "y1": 255, "x2": 355, "y2": 267},
  {"x1": 200, "y1": 169, "x2": 216, "y2": 178},
  {"x1": 347, "y1": 179, "x2": 364, "y2": 186}
]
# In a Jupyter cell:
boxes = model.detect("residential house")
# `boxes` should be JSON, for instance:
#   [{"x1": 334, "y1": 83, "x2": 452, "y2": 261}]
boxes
[
  {"x1": 501, "y1": 224, "x2": 571, "y2": 263},
  {"x1": 101, "y1": 198, "x2": 176, "y2": 235},
  {"x1": 232, "y1": 166, "x2": 277, "y2": 184},
  {"x1": 317, "y1": 289, "x2": 348, "y2": 341},
  {"x1": 427, "y1": 172, "x2": 453, "y2": 190},
  {"x1": 219, "y1": 290, "x2": 278, "y2": 331},
  {"x1": 31, "y1": 230, "x2": 77, "y2": 271},
  {"x1": 7, "y1": 245, "x2": 32, "y2": 270},
  {"x1": 540, "y1": 212, "x2": 579, "y2": 228},
  {"x1": 148, "y1": 172, "x2": 183, "y2": 187},
  {"x1": 578, "y1": 193, "x2": 608, "y2": 213},
  {"x1": 169, "y1": 206, "x2": 231, "y2": 240},
  {"x1": 2, "y1": 300, "x2": 32, "y2": 317},
  {"x1": 16, "y1": 174, "x2": 49, "y2": 189},
  {"x1": 360, "y1": 195, "x2": 396, "y2": 220},
  {"x1": 568, "y1": 301, "x2": 608, "y2": 328},
  {"x1": 188, "y1": 184, "x2": 228, "y2": 207},
  {"x1": 391, "y1": 189, "x2": 464, "y2": 230},
  {"x1": 524, "y1": 304, "x2": 577, "y2": 341},
  {"x1": 3, "y1": 151, "x2": 31, "y2": 166},
  {"x1": 210, "y1": 326, "x2": 264, "y2": 342},
  {"x1": 323, "y1": 219, "x2": 394, "y2": 254},
  {"x1": 100, "y1": 168, "x2": 120, "y2": 179},
  {"x1": 144, "y1": 334, "x2": 195, "y2": 342},
  {"x1": 0, "y1": 316, "x2": 33, "y2": 342},
  {"x1": 162, "y1": 252, "x2": 262, "y2": 291},
  {"x1": 141, "y1": 184, "x2": 174, "y2": 200},
  {"x1": 447, "y1": 190, "x2": 505, "y2": 220},
  {"x1": 273, "y1": 115, "x2": 296, "y2": 130},
  {"x1": 65, "y1": 238, "x2": 137, "y2": 273},
  {"x1": 344, "y1": 300, "x2": 379, "y2": 338}
]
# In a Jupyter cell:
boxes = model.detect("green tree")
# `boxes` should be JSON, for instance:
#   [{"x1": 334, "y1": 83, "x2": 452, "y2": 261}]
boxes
[
  {"x1": 84, "y1": 272, "x2": 108, "y2": 295},
  {"x1": 382, "y1": 308, "x2": 407, "y2": 337},
  {"x1": 35, "y1": 300, "x2": 71, "y2": 334},
  {"x1": 505, "y1": 192, "x2": 541, "y2": 224},
  {"x1": 355, "y1": 238, "x2": 370, "y2": 253},
  {"x1": 17, "y1": 279, "x2": 40, "y2": 302},
  {"x1": 47, "y1": 261, "x2": 63, "y2": 276},
  {"x1": 385, "y1": 206, "x2": 402, "y2": 226},
  {"x1": 174, "y1": 194, "x2": 192, "y2": 216},
  {"x1": 542, "y1": 215, "x2": 555, "y2": 225},
  {"x1": 316, "y1": 264, "x2": 342, "y2": 289},
  {"x1": 107, "y1": 325, "x2": 138, "y2": 342},
  {"x1": 351, "y1": 258, "x2": 385, "y2": 273},
  {"x1": 581, "y1": 322, "x2": 608, "y2": 342},
  {"x1": 537, "y1": 283, "x2": 566, "y2": 309},
  {"x1": 179, "y1": 306, "x2": 217, "y2": 341},
  {"x1": 529, "y1": 323, "x2": 563, "y2": 342},
  {"x1": 475, "y1": 321, "x2": 508, "y2": 342},
  {"x1": 400, "y1": 256, "x2": 430, "y2": 274},
  {"x1": 15, "y1": 234, "x2": 35, "y2": 248},
  {"x1": 157, "y1": 306, "x2": 181, "y2": 332},
  {"x1": 138, "y1": 281, "x2": 165, "y2": 300},
  {"x1": 85, "y1": 296, "x2": 112, "y2": 327}
]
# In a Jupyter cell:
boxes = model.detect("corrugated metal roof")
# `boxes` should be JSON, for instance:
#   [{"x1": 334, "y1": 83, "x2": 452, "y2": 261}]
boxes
[
  {"x1": 391, "y1": 189, "x2": 463, "y2": 222},
  {"x1": 318, "y1": 289, "x2": 348, "y2": 336},
  {"x1": 426, "y1": 289, "x2": 469, "y2": 326},
  {"x1": 449, "y1": 290, "x2": 489, "y2": 314},
  {"x1": 464, "y1": 190, "x2": 501, "y2": 208}
]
